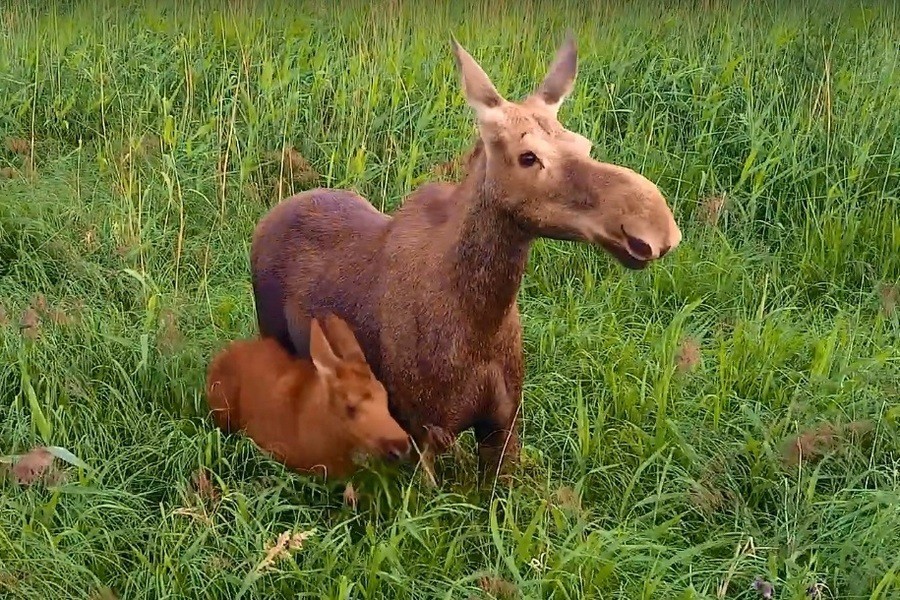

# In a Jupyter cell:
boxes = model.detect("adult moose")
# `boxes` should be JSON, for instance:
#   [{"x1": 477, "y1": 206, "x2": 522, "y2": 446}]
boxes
[{"x1": 249, "y1": 32, "x2": 682, "y2": 485}]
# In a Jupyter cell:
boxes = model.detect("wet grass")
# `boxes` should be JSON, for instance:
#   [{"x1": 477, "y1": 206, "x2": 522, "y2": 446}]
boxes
[{"x1": 1, "y1": 1, "x2": 899, "y2": 598}]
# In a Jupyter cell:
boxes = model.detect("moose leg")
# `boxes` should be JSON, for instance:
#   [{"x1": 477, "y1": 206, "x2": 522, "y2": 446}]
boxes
[{"x1": 474, "y1": 365, "x2": 520, "y2": 486}]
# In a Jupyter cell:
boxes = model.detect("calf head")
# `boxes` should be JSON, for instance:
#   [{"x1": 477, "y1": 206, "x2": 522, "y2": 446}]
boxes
[
  {"x1": 451, "y1": 32, "x2": 682, "y2": 269},
  {"x1": 309, "y1": 314, "x2": 411, "y2": 461}
]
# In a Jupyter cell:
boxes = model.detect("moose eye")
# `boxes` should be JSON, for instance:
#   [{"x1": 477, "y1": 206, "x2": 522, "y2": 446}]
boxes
[{"x1": 518, "y1": 151, "x2": 539, "y2": 168}]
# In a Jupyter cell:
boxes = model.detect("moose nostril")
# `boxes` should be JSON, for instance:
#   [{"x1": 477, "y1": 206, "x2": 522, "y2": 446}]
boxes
[
  {"x1": 624, "y1": 232, "x2": 653, "y2": 260},
  {"x1": 658, "y1": 245, "x2": 671, "y2": 258}
]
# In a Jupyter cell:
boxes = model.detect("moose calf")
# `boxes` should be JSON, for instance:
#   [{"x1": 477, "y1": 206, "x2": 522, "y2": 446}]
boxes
[{"x1": 205, "y1": 314, "x2": 411, "y2": 490}]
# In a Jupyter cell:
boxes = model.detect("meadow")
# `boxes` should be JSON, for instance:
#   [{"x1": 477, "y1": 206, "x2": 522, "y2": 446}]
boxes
[{"x1": 1, "y1": 0, "x2": 899, "y2": 598}]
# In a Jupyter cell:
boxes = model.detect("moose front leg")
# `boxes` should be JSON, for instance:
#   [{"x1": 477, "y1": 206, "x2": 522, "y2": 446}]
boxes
[{"x1": 474, "y1": 364, "x2": 521, "y2": 487}]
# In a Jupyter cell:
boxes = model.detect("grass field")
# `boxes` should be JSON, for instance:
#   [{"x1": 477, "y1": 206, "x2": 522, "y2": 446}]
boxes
[{"x1": 1, "y1": 0, "x2": 899, "y2": 598}]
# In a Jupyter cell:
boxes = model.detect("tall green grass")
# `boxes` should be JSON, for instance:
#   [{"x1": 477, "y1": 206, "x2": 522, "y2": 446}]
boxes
[{"x1": 1, "y1": 1, "x2": 898, "y2": 598}]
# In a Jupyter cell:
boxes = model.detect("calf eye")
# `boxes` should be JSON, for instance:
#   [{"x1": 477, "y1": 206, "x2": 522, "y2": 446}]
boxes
[{"x1": 518, "y1": 151, "x2": 538, "y2": 168}]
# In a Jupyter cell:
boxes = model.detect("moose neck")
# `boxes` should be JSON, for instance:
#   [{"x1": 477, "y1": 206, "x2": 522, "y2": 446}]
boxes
[{"x1": 451, "y1": 164, "x2": 532, "y2": 334}]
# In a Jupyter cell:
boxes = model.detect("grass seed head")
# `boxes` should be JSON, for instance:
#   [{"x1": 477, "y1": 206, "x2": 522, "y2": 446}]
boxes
[{"x1": 258, "y1": 529, "x2": 316, "y2": 572}]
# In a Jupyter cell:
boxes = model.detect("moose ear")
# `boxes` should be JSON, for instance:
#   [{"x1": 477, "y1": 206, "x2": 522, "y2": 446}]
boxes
[
  {"x1": 321, "y1": 313, "x2": 367, "y2": 363},
  {"x1": 309, "y1": 317, "x2": 339, "y2": 377},
  {"x1": 450, "y1": 35, "x2": 507, "y2": 125},
  {"x1": 533, "y1": 30, "x2": 578, "y2": 115}
]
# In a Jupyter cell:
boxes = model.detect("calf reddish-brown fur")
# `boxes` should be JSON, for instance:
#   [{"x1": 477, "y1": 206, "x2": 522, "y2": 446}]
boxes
[
  {"x1": 205, "y1": 314, "x2": 410, "y2": 480},
  {"x1": 249, "y1": 33, "x2": 683, "y2": 483}
]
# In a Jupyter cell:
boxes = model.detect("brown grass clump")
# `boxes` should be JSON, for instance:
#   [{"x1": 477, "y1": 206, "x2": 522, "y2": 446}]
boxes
[
  {"x1": 16, "y1": 294, "x2": 80, "y2": 335},
  {"x1": 19, "y1": 307, "x2": 41, "y2": 340},
  {"x1": 82, "y1": 227, "x2": 99, "y2": 251},
  {"x1": 278, "y1": 146, "x2": 319, "y2": 185},
  {"x1": 2, "y1": 137, "x2": 36, "y2": 180},
  {"x1": 5, "y1": 137, "x2": 30, "y2": 156},
  {"x1": 688, "y1": 456, "x2": 730, "y2": 516},
  {"x1": 879, "y1": 283, "x2": 897, "y2": 316},
  {"x1": 190, "y1": 467, "x2": 220, "y2": 506},
  {"x1": 157, "y1": 308, "x2": 185, "y2": 354},
  {"x1": 697, "y1": 194, "x2": 726, "y2": 226},
  {"x1": 254, "y1": 146, "x2": 320, "y2": 203},
  {"x1": 3, "y1": 447, "x2": 69, "y2": 486},
  {"x1": 689, "y1": 480, "x2": 726, "y2": 515},
  {"x1": 173, "y1": 467, "x2": 221, "y2": 525},
  {"x1": 553, "y1": 485, "x2": 586, "y2": 517},
  {"x1": 676, "y1": 336, "x2": 702, "y2": 373},
  {"x1": 89, "y1": 586, "x2": 118, "y2": 600},
  {"x1": 478, "y1": 574, "x2": 519, "y2": 599},
  {"x1": 780, "y1": 420, "x2": 875, "y2": 469},
  {"x1": 22, "y1": 156, "x2": 35, "y2": 179}
]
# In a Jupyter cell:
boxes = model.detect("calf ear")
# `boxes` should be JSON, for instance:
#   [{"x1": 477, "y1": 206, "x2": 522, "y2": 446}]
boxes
[
  {"x1": 309, "y1": 318, "x2": 339, "y2": 377},
  {"x1": 322, "y1": 314, "x2": 367, "y2": 363}
]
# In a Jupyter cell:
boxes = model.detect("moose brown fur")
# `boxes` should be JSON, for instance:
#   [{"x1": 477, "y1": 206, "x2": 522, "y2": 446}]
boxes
[
  {"x1": 205, "y1": 314, "x2": 411, "y2": 480},
  {"x1": 249, "y1": 33, "x2": 683, "y2": 484}
]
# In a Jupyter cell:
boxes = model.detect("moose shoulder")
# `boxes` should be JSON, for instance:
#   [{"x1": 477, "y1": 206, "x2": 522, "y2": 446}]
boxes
[{"x1": 249, "y1": 32, "x2": 682, "y2": 484}]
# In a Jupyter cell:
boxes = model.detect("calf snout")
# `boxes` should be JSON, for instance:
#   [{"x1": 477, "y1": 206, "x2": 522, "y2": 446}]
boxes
[{"x1": 380, "y1": 436, "x2": 411, "y2": 461}]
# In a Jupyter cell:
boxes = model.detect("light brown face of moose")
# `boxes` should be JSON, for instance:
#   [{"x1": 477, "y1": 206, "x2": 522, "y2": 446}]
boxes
[
  {"x1": 451, "y1": 33, "x2": 682, "y2": 269},
  {"x1": 309, "y1": 315, "x2": 411, "y2": 461}
]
